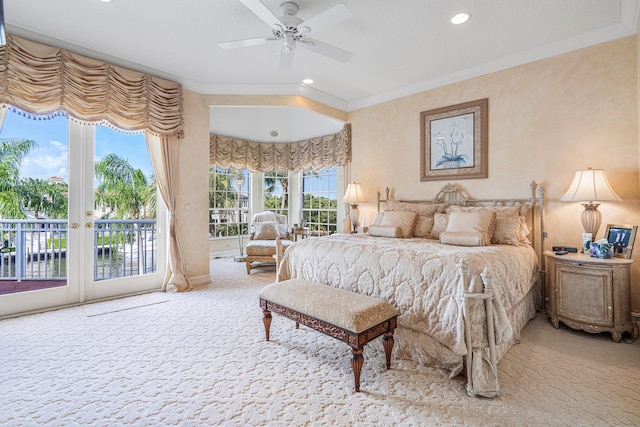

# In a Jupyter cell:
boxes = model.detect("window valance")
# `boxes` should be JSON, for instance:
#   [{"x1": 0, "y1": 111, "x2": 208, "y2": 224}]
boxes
[
  {"x1": 210, "y1": 123, "x2": 351, "y2": 172},
  {"x1": 0, "y1": 35, "x2": 184, "y2": 137}
]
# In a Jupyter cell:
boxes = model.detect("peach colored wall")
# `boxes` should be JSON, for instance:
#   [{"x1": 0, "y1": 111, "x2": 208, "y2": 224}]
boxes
[
  {"x1": 176, "y1": 89, "x2": 211, "y2": 285},
  {"x1": 347, "y1": 36, "x2": 640, "y2": 312}
]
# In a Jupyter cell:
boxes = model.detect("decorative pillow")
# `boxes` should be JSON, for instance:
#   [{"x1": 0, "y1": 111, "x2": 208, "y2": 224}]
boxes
[
  {"x1": 253, "y1": 221, "x2": 279, "y2": 240},
  {"x1": 413, "y1": 215, "x2": 435, "y2": 238},
  {"x1": 379, "y1": 211, "x2": 418, "y2": 238},
  {"x1": 368, "y1": 225, "x2": 403, "y2": 238},
  {"x1": 448, "y1": 205, "x2": 529, "y2": 245},
  {"x1": 371, "y1": 212, "x2": 385, "y2": 226},
  {"x1": 277, "y1": 223, "x2": 289, "y2": 239},
  {"x1": 519, "y1": 217, "x2": 532, "y2": 246},
  {"x1": 447, "y1": 205, "x2": 520, "y2": 218},
  {"x1": 430, "y1": 213, "x2": 449, "y2": 240},
  {"x1": 386, "y1": 200, "x2": 447, "y2": 217},
  {"x1": 440, "y1": 231, "x2": 484, "y2": 247},
  {"x1": 491, "y1": 215, "x2": 521, "y2": 246},
  {"x1": 445, "y1": 211, "x2": 496, "y2": 246}
]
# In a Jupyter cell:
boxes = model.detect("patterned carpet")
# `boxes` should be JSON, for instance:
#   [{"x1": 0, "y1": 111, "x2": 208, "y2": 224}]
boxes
[{"x1": 1, "y1": 258, "x2": 639, "y2": 426}]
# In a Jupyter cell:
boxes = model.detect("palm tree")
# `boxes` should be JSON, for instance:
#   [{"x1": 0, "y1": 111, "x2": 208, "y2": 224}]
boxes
[
  {"x1": 264, "y1": 172, "x2": 288, "y2": 211},
  {"x1": 0, "y1": 138, "x2": 37, "y2": 218},
  {"x1": 94, "y1": 153, "x2": 153, "y2": 219},
  {"x1": 18, "y1": 177, "x2": 68, "y2": 219}
]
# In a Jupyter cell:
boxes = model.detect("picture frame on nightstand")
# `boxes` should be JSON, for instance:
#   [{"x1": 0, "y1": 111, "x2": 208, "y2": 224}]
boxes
[{"x1": 604, "y1": 224, "x2": 637, "y2": 259}]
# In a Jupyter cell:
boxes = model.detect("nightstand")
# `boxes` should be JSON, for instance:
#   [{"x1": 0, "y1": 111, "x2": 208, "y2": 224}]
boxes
[{"x1": 544, "y1": 250, "x2": 638, "y2": 342}]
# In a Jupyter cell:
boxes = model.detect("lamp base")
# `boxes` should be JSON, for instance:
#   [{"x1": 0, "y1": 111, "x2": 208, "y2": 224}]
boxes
[
  {"x1": 349, "y1": 203, "x2": 360, "y2": 233},
  {"x1": 581, "y1": 203, "x2": 602, "y2": 239},
  {"x1": 234, "y1": 255, "x2": 246, "y2": 262}
]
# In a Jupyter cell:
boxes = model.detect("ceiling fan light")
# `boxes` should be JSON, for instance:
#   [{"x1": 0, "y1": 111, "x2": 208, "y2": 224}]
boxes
[
  {"x1": 284, "y1": 33, "x2": 296, "y2": 51},
  {"x1": 451, "y1": 12, "x2": 471, "y2": 25}
]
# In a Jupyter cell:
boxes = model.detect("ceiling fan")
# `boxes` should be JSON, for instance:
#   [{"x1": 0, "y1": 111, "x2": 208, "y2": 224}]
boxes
[{"x1": 219, "y1": 0, "x2": 354, "y2": 71}]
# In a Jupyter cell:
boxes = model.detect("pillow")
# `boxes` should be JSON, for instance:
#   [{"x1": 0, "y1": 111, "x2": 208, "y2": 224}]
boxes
[
  {"x1": 277, "y1": 223, "x2": 289, "y2": 239},
  {"x1": 447, "y1": 205, "x2": 520, "y2": 218},
  {"x1": 448, "y1": 205, "x2": 528, "y2": 245},
  {"x1": 379, "y1": 211, "x2": 418, "y2": 238},
  {"x1": 519, "y1": 217, "x2": 532, "y2": 246},
  {"x1": 445, "y1": 211, "x2": 496, "y2": 246},
  {"x1": 386, "y1": 200, "x2": 447, "y2": 217},
  {"x1": 371, "y1": 212, "x2": 385, "y2": 226},
  {"x1": 368, "y1": 225, "x2": 403, "y2": 238},
  {"x1": 413, "y1": 215, "x2": 435, "y2": 238},
  {"x1": 491, "y1": 215, "x2": 521, "y2": 246},
  {"x1": 430, "y1": 213, "x2": 449, "y2": 240},
  {"x1": 253, "y1": 221, "x2": 279, "y2": 240},
  {"x1": 440, "y1": 231, "x2": 484, "y2": 247}
]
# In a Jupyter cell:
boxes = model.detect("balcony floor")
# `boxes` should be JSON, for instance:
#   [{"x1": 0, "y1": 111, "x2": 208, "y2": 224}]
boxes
[{"x1": 0, "y1": 280, "x2": 66, "y2": 295}]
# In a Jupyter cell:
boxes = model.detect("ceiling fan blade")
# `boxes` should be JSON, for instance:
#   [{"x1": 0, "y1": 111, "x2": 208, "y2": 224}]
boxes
[
  {"x1": 239, "y1": 0, "x2": 282, "y2": 27},
  {"x1": 279, "y1": 49, "x2": 294, "y2": 72},
  {"x1": 301, "y1": 39, "x2": 353, "y2": 63},
  {"x1": 297, "y1": 4, "x2": 353, "y2": 35},
  {"x1": 219, "y1": 37, "x2": 278, "y2": 50}
]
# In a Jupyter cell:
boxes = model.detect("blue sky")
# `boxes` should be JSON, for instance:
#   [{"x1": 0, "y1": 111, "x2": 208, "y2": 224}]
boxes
[{"x1": 1, "y1": 109, "x2": 152, "y2": 181}]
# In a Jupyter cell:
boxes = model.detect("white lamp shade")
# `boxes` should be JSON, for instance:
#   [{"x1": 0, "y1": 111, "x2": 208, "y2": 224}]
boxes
[
  {"x1": 343, "y1": 182, "x2": 367, "y2": 204},
  {"x1": 560, "y1": 169, "x2": 621, "y2": 202}
]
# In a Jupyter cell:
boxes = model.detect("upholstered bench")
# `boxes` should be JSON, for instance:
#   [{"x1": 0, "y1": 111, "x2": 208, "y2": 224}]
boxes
[{"x1": 259, "y1": 279, "x2": 398, "y2": 392}]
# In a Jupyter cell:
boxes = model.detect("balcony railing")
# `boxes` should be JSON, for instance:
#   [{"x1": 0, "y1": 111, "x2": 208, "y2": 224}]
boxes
[{"x1": 0, "y1": 219, "x2": 157, "y2": 282}]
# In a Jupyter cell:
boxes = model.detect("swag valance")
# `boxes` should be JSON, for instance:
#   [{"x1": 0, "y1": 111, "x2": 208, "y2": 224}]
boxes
[
  {"x1": 210, "y1": 123, "x2": 351, "y2": 173},
  {"x1": 0, "y1": 35, "x2": 184, "y2": 137}
]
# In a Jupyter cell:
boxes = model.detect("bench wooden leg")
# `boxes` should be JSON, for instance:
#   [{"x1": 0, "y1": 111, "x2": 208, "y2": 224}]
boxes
[
  {"x1": 350, "y1": 347, "x2": 364, "y2": 392},
  {"x1": 382, "y1": 331, "x2": 394, "y2": 370},
  {"x1": 262, "y1": 309, "x2": 272, "y2": 341}
]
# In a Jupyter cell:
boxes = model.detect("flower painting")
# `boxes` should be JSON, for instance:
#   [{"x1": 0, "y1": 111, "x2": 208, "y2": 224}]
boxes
[
  {"x1": 431, "y1": 113, "x2": 474, "y2": 170},
  {"x1": 420, "y1": 99, "x2": 488, "y2": 181}
]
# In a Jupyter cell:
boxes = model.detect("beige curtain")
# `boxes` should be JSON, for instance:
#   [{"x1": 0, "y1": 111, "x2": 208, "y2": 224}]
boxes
[
  {"x1": 0, "y1": 33, "x2": 188, "y2": 291},
  {"x1": 210, "y1": 124, "x2": 351, "y2": 173},
  {"x1": 0, "y1": 35, "x2": 183, "y2": 138},
  {"x1": 146, "y1": 134, "x2": 191, "y2": 292}
]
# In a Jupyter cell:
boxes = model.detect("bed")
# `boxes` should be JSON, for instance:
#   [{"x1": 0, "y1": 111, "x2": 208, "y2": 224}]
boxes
[{"x1": 277, "y1": 182, "x2": 546, "y2": 397}]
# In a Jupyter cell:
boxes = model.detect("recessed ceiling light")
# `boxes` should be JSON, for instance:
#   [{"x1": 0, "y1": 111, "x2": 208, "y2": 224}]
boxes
[
  {"x1": 270, "y1": 130, "x2": 279, "y2": 137},
  {"x1": 100, "y1": 0, "x2": 112, "y2": 2},
  {"x1": 302, "y1": 78, "x2": 314, "y2": 85},
  {"x1": 451, "y1": 12, "x2": 470, "y2": 25}
]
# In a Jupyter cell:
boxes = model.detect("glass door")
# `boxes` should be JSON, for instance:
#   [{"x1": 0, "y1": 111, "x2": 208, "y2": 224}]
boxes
[
  {"x1": 85, "y1": 124, "x2": 165, "y2": 301},
  {"x1": 0, "y1": 111, "x2": 165, "y2": 318}
]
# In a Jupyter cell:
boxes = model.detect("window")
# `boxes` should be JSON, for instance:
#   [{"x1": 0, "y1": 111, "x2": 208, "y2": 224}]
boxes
[
  {"x1": 263, "y1": 171, "x2": 289, "y2": 218},
  {"x1": 302, "y1": 167, "x2": 338, "y2": 235},
  {"x1": 209, "y1": 166, "x2": 249, "y2": 238}
]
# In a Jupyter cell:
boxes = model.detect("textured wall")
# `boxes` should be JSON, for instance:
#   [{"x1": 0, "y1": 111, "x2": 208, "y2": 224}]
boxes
[
  {"x1": 347, "y1": 36, "x2": 640, "y2": 312},
  {"x1": 176, "y1": 89, "x2": 212, "y2": 285}
]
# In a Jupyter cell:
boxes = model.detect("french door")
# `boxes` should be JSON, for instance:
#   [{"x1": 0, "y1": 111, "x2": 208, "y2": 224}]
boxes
[{"x1": 0, "y1": 118, "x2": 165, "y2": 318}]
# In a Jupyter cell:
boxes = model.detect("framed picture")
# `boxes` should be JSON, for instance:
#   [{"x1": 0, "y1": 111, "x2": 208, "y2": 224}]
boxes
[
  {"x1": 604, "y1": 224, "x2": 637, "y2": 259},
  {"x1": 420, "y1": 98, "x2": 488, "y2": 181}
]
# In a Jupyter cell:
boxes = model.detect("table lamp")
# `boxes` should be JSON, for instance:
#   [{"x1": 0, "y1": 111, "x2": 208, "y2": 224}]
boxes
[
  {"x1": 343, "y1": 182, "x2": 367, "y2": 233},
  {"x1": 560, "y1": 168, "x2": 621, "y2": 239}
]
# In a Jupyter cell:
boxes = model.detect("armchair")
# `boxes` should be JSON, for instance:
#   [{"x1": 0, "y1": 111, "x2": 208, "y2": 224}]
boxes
[{"x1": 245, "y1": 211, "x2": 294, "y2": 274}]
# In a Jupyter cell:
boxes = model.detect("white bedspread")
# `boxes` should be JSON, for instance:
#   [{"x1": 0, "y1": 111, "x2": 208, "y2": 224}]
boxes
[{"x1": 277, "y1": 234, "x2": 539, "y2": 361}]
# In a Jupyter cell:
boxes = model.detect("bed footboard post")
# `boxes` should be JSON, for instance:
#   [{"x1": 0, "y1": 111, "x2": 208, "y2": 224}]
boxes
[
  {"x1": 458, "y1": 263, "x2": 474, "y2": 393},
  {"x1": 460, "y1": 265, "x2": 500, "y2": 398},
  {"x1": 480, "y1": 268, "x2": 498, "y2": 388}
]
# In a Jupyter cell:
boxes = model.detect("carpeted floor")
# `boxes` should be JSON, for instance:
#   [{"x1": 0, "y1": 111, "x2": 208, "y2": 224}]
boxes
[{"x1": 1, "y1": 258, "x2": 639, "y2": 426}]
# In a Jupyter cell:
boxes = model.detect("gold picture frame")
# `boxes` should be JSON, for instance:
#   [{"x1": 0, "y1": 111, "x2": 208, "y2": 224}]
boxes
[
  {"x1": 420, "y1": 98, "x2": 488, "y2": 181},
  {"x1": 604, "y1": 224, "x2": 637, "y2": 259}
]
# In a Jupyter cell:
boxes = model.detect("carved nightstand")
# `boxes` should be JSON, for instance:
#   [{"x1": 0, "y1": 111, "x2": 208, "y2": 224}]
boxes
[{"x1": 544, "y1": 251, "x2": 638, "y2": 342}]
